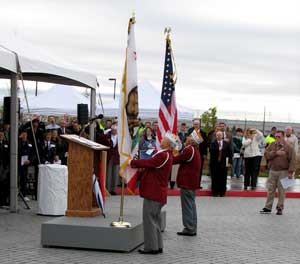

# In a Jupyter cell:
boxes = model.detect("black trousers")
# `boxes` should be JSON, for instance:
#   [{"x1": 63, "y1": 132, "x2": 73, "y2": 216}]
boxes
[
  {"x1": 19, "y1": 165, "x2": 28, "y2": 196},
  {"x1": 34, "y1": 164, "x2": 39, "y2": 200},
  {"x1": 0, "y1": 166, "x2": 9, "y2": 206},
  {"x1": 210, "y1": 162, "x2": 227, "y2": 196},
  {"x1": 244, "y1": 156, "x2": 261, "y2": 188},
  {"x1": 198, "y1": 156, "x2": 204, "y2": 187}
]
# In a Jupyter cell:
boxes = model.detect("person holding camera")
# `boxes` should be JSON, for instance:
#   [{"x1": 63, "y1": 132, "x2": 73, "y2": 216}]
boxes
[{"x1": 242, "y1": 128, "x2": 264, "y2": 190}]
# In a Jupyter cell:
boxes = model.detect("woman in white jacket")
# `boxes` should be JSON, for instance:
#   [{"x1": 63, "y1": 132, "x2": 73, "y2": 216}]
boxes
[{"x1": 242, "y1": 128, "x2": 264, "y2": 190}]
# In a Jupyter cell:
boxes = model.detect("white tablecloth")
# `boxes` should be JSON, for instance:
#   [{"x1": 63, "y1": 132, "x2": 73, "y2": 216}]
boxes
[{"x1": 37, "y1": 164, "x2": 68, "y2": 216}]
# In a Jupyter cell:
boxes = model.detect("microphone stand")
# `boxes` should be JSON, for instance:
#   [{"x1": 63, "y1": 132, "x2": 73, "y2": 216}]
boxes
[
  {"x1": 79, "y1": 120, "x2": 93, "y2": 139},
  {"x1": 79, "y1": 117, "x2": 100, "y2": 139}
]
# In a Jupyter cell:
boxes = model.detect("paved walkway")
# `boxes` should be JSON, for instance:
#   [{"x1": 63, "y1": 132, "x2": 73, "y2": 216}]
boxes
[{"x1": 1, "y1": 195, "x2": 300, "y2": 263}]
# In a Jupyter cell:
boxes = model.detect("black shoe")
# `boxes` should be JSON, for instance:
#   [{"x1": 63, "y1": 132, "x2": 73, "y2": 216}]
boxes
[
  {"x1": 251, "y1": 187, "x2": 256, "y2": 190},
  {"x1": 276, "y1": 208, "x2": 283, "y2": 215},
  {"x1": 138, "y1": 249, "x2": 160, "y2": 254},
  {"x1": 199, "y1": 186, "x2": 203, "y2": 189},
  {"x1": 109, "y1": 191, "x2": 117, "y2": 195},
  {"x1": 170, "y1": 181, "x2": 175, "y2": 189},
  {"x1": 177, "y1": 231, "x2": 197, "y2": 236},
  {"x1": 158, "y1": 248, "x2": 163, "y2": 253},
  {"x1": 260, "y1": 208, "x2": 271, "y2": 214},
  {"x1": 244, "y1": 186, "x2": 247, "y2": 190}
]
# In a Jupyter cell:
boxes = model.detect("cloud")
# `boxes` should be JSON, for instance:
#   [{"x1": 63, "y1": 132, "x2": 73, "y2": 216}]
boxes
[{"x1": 1, "y1": 0, "x2": 300, "y2": 121}]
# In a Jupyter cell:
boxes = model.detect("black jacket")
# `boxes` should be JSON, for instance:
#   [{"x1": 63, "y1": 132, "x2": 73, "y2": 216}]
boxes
[
  {"x1": 0, "y1": 140, "x2": 9, "y2": 168},
  {"x1": 209, "y1": 139, "x2": 233, "y2": 168}
]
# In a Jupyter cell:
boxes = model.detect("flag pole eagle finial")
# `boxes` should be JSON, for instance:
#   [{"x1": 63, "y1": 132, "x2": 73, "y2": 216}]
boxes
[
  {"x1": 131, "y1": 11, "x2": 136, "y2": 22},
  {"x1": 164, "y1": 27, "x2": 171, "y2": 39}
]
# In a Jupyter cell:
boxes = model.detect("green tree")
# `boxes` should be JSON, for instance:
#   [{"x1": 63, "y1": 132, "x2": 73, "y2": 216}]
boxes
[{"x1": 201, "y1": 107, "x2": 217, "y2": 134}]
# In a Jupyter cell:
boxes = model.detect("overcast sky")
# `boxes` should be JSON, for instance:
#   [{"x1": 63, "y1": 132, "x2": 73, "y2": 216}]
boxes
[{"x1": 1, "y1": 0, "x2": 300, "y2": 122}]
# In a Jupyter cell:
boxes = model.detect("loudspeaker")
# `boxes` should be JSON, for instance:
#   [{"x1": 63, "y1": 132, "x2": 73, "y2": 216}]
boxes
[
  {"x1": 3, "y1": 96, "x2": 20, "y2": 125},
  {"x1": 77, "y1": 104, "x2": 89, "y2": 125}
]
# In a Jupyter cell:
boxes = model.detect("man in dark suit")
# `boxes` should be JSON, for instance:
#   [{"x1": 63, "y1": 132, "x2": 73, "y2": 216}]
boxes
[
  {"x1": 178, "y1": 122, "x2": 188, "y2": 145},
  {"x1": 18, "y1": 129, "x2": 34, "y2": 200},
  {"x1": 0, "y1": 130, "x2": 9, "y2": 206},
  {"x1": 218, "y1": 122, "x2": 233, "y2": 143},
  {"x1": 209, "y1": 131, "x2": 232, "y2": 197},
  {"x1": 40, "y1": 131, "x2": 56, "y2": 164},
  {"x1": 187, "y1": 119, "x2": 207, "y2": 188},
  {"x1": 57, "y1": 119, "x2": 70, "y2": 135},
  {"x1": 26, "y1": 118, "x2": 44, "y2": 144},
  {"x1": 105, "y1": 124, "x2": 120, "y2": 195},
  {"x1": 26, "y1": 118, "x2": 45, "y2": 199}
]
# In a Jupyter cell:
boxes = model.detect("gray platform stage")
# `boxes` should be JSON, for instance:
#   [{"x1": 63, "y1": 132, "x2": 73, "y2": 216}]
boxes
[{"x1": 41, "y1": 211, "x2": 166, "y2": 252}]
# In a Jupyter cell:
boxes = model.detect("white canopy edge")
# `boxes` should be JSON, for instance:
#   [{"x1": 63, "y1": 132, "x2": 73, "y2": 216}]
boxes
[{"x1": 0, "y1": 37, "x2": 98, "y2": 89}]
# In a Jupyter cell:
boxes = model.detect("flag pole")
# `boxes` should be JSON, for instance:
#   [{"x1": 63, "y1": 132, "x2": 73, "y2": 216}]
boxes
[
  {"x1": 111, "y1": 175, "x2": 131, "y2": 228},
  {"x1": 111, "y1": 14, "x2": 137, "y2": 229}
]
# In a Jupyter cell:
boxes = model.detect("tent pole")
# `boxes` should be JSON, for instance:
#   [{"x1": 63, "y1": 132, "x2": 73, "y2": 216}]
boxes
[
  {"x1": 10, "y1": 73, "x2": 18, "y2": 213},
  {"x1": 89, "y1": 88, "x2": 96, "y2": 141}
]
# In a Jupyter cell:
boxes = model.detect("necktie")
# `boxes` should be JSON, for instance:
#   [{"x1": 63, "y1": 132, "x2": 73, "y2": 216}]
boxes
[{"x1": 218, "y1": 141, "x2": 222, "y2": 162}]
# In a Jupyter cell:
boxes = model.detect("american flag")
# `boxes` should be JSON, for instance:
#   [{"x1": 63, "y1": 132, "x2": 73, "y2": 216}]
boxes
[{"x1": 157, "y1": 34, "x2": 178, "y2": 148}]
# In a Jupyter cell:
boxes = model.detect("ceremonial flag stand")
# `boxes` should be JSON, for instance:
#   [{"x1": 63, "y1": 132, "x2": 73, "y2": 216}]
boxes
[
  {"x1": 111, "y1": 14, "x2": 139, "y2": 228},
  {"x1": 111, "y1": 176, "x2": 131, "y2": 228}
]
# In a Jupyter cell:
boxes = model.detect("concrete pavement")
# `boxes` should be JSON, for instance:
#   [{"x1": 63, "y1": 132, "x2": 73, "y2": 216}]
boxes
[{"x1": 1, "y1": 195, "x2": 300, "y2": 263}]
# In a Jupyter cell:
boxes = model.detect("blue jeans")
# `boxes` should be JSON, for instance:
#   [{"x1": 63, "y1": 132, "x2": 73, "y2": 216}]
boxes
[{"x1": 232, "y1": 157, "x2": 242, "y2": 178}]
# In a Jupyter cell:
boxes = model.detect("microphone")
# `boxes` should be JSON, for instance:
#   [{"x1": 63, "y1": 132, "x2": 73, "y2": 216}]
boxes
[{"x1": 89, "y1": 114, "x2": 104, "y2": 122}]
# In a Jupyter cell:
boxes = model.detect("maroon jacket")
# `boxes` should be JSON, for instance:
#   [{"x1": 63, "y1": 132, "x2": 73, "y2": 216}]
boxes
[
  {"x1": 173, "y1": 145, "x2": 201, "y2": 190},
  {"x1": 130, "y1": 149, "x2": 173, "y2": 205}
]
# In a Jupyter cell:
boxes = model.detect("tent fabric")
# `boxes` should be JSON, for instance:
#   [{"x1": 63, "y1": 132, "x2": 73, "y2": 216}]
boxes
[
  {"x1": 22, "y1": 84, "x2": 89, "y2": 116},
  {"x1": 97, "y1": 80, "x2": 194, "y2": 120},
  {"x1": 0, "y1": 36, "x2": 97, "y2": 89}
]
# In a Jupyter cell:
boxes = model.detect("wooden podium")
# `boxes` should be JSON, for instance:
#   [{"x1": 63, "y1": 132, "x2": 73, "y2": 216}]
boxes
[{"x1": 61, "y1": 135, "x2": 109, "y2": 217}]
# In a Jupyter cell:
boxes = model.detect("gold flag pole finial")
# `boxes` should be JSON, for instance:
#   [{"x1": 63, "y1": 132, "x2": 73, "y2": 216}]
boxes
[
  {"x1": 164, "y1": 27, "x2": 171, "y2": 39},
  {"x1": 131, "y1": 11, "x2": 136, "y2": 23}
]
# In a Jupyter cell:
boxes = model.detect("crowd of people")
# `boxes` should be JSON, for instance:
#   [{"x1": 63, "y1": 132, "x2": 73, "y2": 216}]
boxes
[
  {"x1": 126, "y1": 120, "x2": 298, "y2": 254},
  {"x1": 0, "y1": 115, "x2": 298, "y2": 206},
  {"x1": 0, "y1": 115, "x2": 116, "y2": 205},
  {"x1": 0, "y1": 114, "x2": 299, "y2": 254}
]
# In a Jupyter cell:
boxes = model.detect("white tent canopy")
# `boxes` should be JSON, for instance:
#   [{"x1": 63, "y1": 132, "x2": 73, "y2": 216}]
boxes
[
  {"x1": 22, "y1": 84, "x2": 90, "y2": 116},
  {"x1": 0, "y1": 35, "x2": 98, "y2": 212},
  {"x1": 97, "y1": 80, "x2": 194, "y2": 120},
  {"x1": 0, "y1": 35, "x2": 97, "y2": 89}
]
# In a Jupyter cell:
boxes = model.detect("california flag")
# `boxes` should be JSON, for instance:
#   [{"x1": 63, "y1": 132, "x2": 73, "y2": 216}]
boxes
[{"x1": 118, "y1": 16, "x2": 139, "y2": 193}]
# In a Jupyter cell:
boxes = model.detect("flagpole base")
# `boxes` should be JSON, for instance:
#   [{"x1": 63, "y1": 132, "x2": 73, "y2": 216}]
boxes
[{"x1": 110, "y1": 220, "x2": 131, "y2": 228}]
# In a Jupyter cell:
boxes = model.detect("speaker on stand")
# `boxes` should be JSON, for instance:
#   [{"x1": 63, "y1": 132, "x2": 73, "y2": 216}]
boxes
[
  {"x1": 3, "y1": 96, "x2": 20, "y2": 125},
  {"x1": 77, "y1": 104, "x2": 89, "y2": 126}
]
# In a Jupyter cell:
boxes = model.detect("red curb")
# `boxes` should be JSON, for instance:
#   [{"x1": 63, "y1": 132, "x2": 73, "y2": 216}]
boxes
[{"x1": 116, "y1": 187, "x2": 300, "y2": 198}]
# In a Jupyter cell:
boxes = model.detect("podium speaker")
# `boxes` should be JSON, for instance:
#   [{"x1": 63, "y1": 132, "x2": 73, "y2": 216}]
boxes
[
  {"x1": 77, "y1": 104, "x2": 89, "y2": 125},
  {"x1": 3, "y1": 96, "x2": 20, "y2": 125}
]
